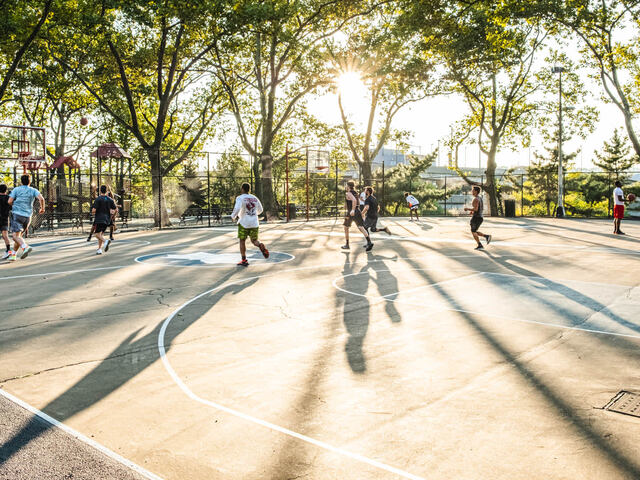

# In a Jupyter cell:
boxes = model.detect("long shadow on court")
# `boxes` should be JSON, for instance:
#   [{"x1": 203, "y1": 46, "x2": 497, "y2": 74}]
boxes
[
  {"x1": 524, "y1": 218, "x2": 640, "y2": 245},
  {"x1": 480, "y1": 251, "x2": 640, "y2": 335},
  {"x1": 385, "y1": 240, "x2": 640, "y2": 478},
  {"x1": 337, "y1": 253, "x2": 371, "y2": 373},
  {"x1": 0, "y1": 268, "x2": 254, "y2": 466}
]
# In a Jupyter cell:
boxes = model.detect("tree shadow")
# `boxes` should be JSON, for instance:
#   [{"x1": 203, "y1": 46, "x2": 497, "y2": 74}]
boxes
[
  {"x1": 382, "y1": 240, "x2": 640, "y2": 478},
  {"x1": 0, "y1": 269, "x2": 255, "y2": 466}
]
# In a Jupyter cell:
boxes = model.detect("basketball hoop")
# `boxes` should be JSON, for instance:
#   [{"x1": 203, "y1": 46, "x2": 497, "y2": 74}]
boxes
[
  {"x1": 18, "y1": 151, "x2": 45, "y2": 171},
  {"x1": 316, "y1": 165, "x2": 329, "y2": 173}
]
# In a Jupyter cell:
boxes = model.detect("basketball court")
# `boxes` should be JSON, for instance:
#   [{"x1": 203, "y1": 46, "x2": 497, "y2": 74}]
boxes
[{"x1": 1, "y1": 217, "x2": 640, "y2": 479}]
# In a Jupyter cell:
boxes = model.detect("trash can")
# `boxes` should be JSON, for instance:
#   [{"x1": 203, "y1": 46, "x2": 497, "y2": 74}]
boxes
[
  {"x1": 504, "y1": 199, "x2": 516, "y2": 217},
  {"x1": 288, "y1": 203, "x2": 296, "y2": 220}
]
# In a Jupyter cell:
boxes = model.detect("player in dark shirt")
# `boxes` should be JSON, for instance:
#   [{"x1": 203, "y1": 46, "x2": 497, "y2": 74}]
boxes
[
  {"x1": 341, "y1": 180, "x2": 372, "y2": 251},
  {"x1": 91, "y1": 185, "x2": 117, "y2": 255},
  {"x1": 0, "y1": 184, "x2": 11, "y2": 259},
  {"x1": 361, "y1": 186, "x2": 391, "y2": 236}
]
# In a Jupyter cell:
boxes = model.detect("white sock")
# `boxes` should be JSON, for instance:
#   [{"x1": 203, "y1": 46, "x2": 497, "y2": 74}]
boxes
[{"x1": 19, "y1": 240, "x2": 27, "y2": 249}]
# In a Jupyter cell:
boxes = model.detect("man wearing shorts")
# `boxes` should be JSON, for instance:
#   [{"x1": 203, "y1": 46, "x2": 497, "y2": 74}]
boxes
[
  {"x1": 91, "y1": 185, "x2": 117, "y2": 255},
  {"x1": 231, "y1": 182, "x2": 269, "y2": 266},
  {"x1": 613, "y1": 180, "x2": 626, "y2": 235},
  {"x1": 0, "y1": 184, "x2": 11, "y2": 259},
  {"x1": 464, "y1": 185, "x2": 491, "y2": 250},
  {"x1": 342, "y1": 180, "x2": 372, "y2": 251},
  {"x1": 7, "y1": 174, "x2": 45, "y2": 261},
  {"x1": 404, "y1": 192, "x2": 420, "y2": 221},
  {"x1": 362, "y1": 186, "x2": 391, "y2": 236}
]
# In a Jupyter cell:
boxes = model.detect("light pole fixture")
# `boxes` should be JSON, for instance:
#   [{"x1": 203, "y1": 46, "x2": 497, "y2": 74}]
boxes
[{"x1": 551, "y1": 65, "x2": 565, "y2": 217}]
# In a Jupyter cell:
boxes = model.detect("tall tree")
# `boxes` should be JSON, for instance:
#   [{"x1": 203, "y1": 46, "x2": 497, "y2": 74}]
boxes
[
  {"x1": 50, "y1": 0, "x2": 228, "y2": 226},
  {"x1": 404, "y1": 1, "x2": 548, "y2": 215},
  {"x1": 209, "y1": 0, "x2": 374, "y2": 218},
  {"x1": 593, "y1": 128, "x2": 636, "y2": 179},
  {"x1": 332, "y1": 11, "x2": 437, "y2": 186},
  {"x1": 0, "y1": 0, "x2": 53, "y2": 105},
  {"x1": 543, "y1": 0, "x2": 640, "y2": 158},
  {"x1": 527, "y1": 131, "x2": 576, "y2": 216}
]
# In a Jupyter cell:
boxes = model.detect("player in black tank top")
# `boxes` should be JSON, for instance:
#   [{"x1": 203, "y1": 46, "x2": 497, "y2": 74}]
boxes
[
  {"x1": 342, "y1": 181, "x2": 372, "y2": 251},
  {"x1": 464, "y1": 185, "x2": 491, "y2": 250}
]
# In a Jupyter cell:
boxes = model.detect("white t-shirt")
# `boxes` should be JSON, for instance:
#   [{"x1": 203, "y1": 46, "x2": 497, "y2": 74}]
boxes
[
  {"x1": 359, "y1": 191, "x2": 366, "y2": 206},
  {"x1": 231, "y1": 193, "x2": 263, "y2": 228},
  {"x1": 613, "y1": 187, "x2": 625, "y2": 206},
  {"x1": 406, "y1": 194, "x2": 419, "y2": 206}
]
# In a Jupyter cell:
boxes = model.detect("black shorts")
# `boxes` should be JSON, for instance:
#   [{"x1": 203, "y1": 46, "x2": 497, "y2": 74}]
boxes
[
  {"x1": 470, "y1": 216, "x2": 483, "y2": 233},
  {"x1": 94, "y1": 223, "x2": 109, "y2": 233},
  {"x1": 364, "y1": 217, "x2": 379, "y2": 231},
  {"x1": 343, "y1": 211, "x2": 364, "y2": 228},
  {"x1": 0, "y1": 216, "x2": 8, "y2": 232}
]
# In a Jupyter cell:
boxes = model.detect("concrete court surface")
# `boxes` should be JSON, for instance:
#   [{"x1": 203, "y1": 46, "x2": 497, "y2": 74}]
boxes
[{"x1": 0, "y1": 217, "x2": 639, "y2": 480}]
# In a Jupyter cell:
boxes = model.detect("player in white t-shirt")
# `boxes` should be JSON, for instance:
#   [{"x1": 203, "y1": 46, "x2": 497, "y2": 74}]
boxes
[
  {"x1": 231, "y1": 183, "x2": 269, "y2": 266},
  {"x1": 612, "y1": 180, "x2": 627, "y2": 235},
  {"x1": 404, "y1": 192, "x2": 420, "y2": 221}
]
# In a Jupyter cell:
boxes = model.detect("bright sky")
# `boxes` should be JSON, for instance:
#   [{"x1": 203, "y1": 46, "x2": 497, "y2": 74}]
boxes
[{"x1": 308, "y1": 76, "x2": 629, "y2": 171}]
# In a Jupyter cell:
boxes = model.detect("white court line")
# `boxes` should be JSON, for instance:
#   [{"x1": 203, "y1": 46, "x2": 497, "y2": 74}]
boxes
[
  {"x1": 333, "y1": 268, "x2": 640, "y2": 339},
  {"x1": 333, "y1": 271, "x2": 484, "y2": 302},
  {"x1": 0, "y1": 388, "x2": 162, "y2": 480},
  {"x1": 158, "y1": 260, "x2": 431, "y2": 480},
  {"x1": 133, "y1": 250, "x2": 295, "y2": 268},
  {"x1": 253, "y1": 227, "x2": 635, "y2": 251},
  {"x1": 439, "y1": 306, "x2": 640, "y2": 340}
]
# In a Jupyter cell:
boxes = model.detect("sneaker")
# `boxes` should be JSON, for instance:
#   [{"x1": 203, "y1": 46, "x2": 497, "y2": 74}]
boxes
[
  {"x1": 9, "y1": 252, "x2": 16, "y2": 261},
  {"x1": 618, "y1": 231, "x2": 626, "y2": 235},
  {"x1": 2, "y1": 251, "x2": 10, "y2": 260},
  {"x1": 341, "y1": 244, "x2": 350, "y2": 250},
  {"x1": 258, "y1": 242, "x2": 269, "y2": 259},
  {"x1": 20, "y1": 246, "x2": 32, "y2": 259},
  {"x1": 237, "y1": 259, "x2": 249, "y2": 267},
  {"x1": 485, "y1": 234, "x2": 492, "y2": 245},
  {"x1": 104, "y1": 239, "x2": 110, "y2": 252},
  {"x1": 385, "y1": 228, "x2": 392, "y2": 236},
  {"x1": 86, "y1": 236, "x2": 92, "y2": 242},
  {"x1": 365, "y1": 242, "x2": 374, "y2": 252},
  {"x1": 475, "y1": 244, "x2": 484, "y2": 250},
  {"x1": 96, "y1": 249, "x2": 103, "y2": 255}
]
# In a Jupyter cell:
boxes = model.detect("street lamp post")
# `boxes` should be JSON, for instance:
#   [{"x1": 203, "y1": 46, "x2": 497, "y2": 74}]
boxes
[{"x1": 552, "y1": 65, "x2": 565, "y2": 217}]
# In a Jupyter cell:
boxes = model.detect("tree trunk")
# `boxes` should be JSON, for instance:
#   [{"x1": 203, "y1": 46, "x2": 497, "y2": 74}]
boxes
[
  {"x1": 360, "y1": 161, "x2": 373, "y2": 187},
  {"x1": 259, "y1": 153, "x2": 277, "y2": 219},
  {"x1": 623, "y1": 110, "x2": 640, "y2": 159},
  {"x1": 147, "y1": 147, "x2": 171, "y2": 227},
  {"x1": 484, "y1": 140, "x2": 499, "y2": 216}
]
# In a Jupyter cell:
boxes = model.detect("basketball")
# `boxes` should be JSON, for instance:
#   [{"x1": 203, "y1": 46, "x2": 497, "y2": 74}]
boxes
[
  {"x1": 628, "y1": 193, "x2": 636, "y2": 202},
  {"x1": 80, "y1": 117, "x2": 88, "y2": 126}
]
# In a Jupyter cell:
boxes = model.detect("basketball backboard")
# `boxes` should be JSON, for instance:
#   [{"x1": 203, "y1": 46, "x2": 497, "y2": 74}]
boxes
[{"x1": 0, "y1": 124, "x2": 47, "y2": 168}]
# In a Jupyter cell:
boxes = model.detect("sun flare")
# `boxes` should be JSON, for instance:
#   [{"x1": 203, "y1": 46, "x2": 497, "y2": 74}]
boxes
[{"x1": 336, "y1": 71, "x2": 366, "y2": 98}]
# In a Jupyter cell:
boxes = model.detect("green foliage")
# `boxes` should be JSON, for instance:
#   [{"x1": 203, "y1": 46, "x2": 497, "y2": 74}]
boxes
[
  {"x1": 593, "y1": 128, "x2": 637, "y2": 179},
  {"x1": 378, "y1": 151, "x2": 444, "y2": 215},
  {"x1": 526, "y1": 130, "x2": 575, "y2": 216},
  {"x1": 179, "y1": 161, "x2": 206, "y2": 208},
  {"x1": 211, "y1": 152, "x2": 252, "y2": 210}
]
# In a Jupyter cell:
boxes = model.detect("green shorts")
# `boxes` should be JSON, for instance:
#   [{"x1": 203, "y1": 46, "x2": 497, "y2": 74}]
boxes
[{"x1": 238, "y1": 224, "x2": 259, "y2": 241}]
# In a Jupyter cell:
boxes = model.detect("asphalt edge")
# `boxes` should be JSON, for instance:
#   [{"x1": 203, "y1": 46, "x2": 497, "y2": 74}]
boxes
[{"x1": 0, "y1": 387, "x2": 163, "y2": 480}]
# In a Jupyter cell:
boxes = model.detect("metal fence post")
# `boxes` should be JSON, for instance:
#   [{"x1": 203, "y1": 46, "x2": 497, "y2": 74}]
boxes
[
  {"x1": 207, "y1": 152, "x2": 211, "y2": 227},
  {"x1": 444, "y1": 176, "x2": 447, "y2": 215},
  {"x1": 521, "y1": 173, "x2": 524, "y2": 217},
  {"x1": 334, "y1": 154, "x2": 338, "y2": 217}
]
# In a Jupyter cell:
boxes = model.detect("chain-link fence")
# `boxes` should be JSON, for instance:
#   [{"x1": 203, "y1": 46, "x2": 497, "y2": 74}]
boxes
[{"x1": 1, "y1": 146, "x2": 639, "y2": 236}]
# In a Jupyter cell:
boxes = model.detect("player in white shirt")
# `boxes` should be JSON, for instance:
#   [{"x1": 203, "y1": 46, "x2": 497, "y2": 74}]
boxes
[
  {"x1": 612, "y1": 180, "x2": 627, "y2": 235},
  {"x1": 404, "y1": 192, "x2": 420, "y2": 221},
  {"x1": 231, "y1": 183, "x2": 269, "y2": 266}
]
